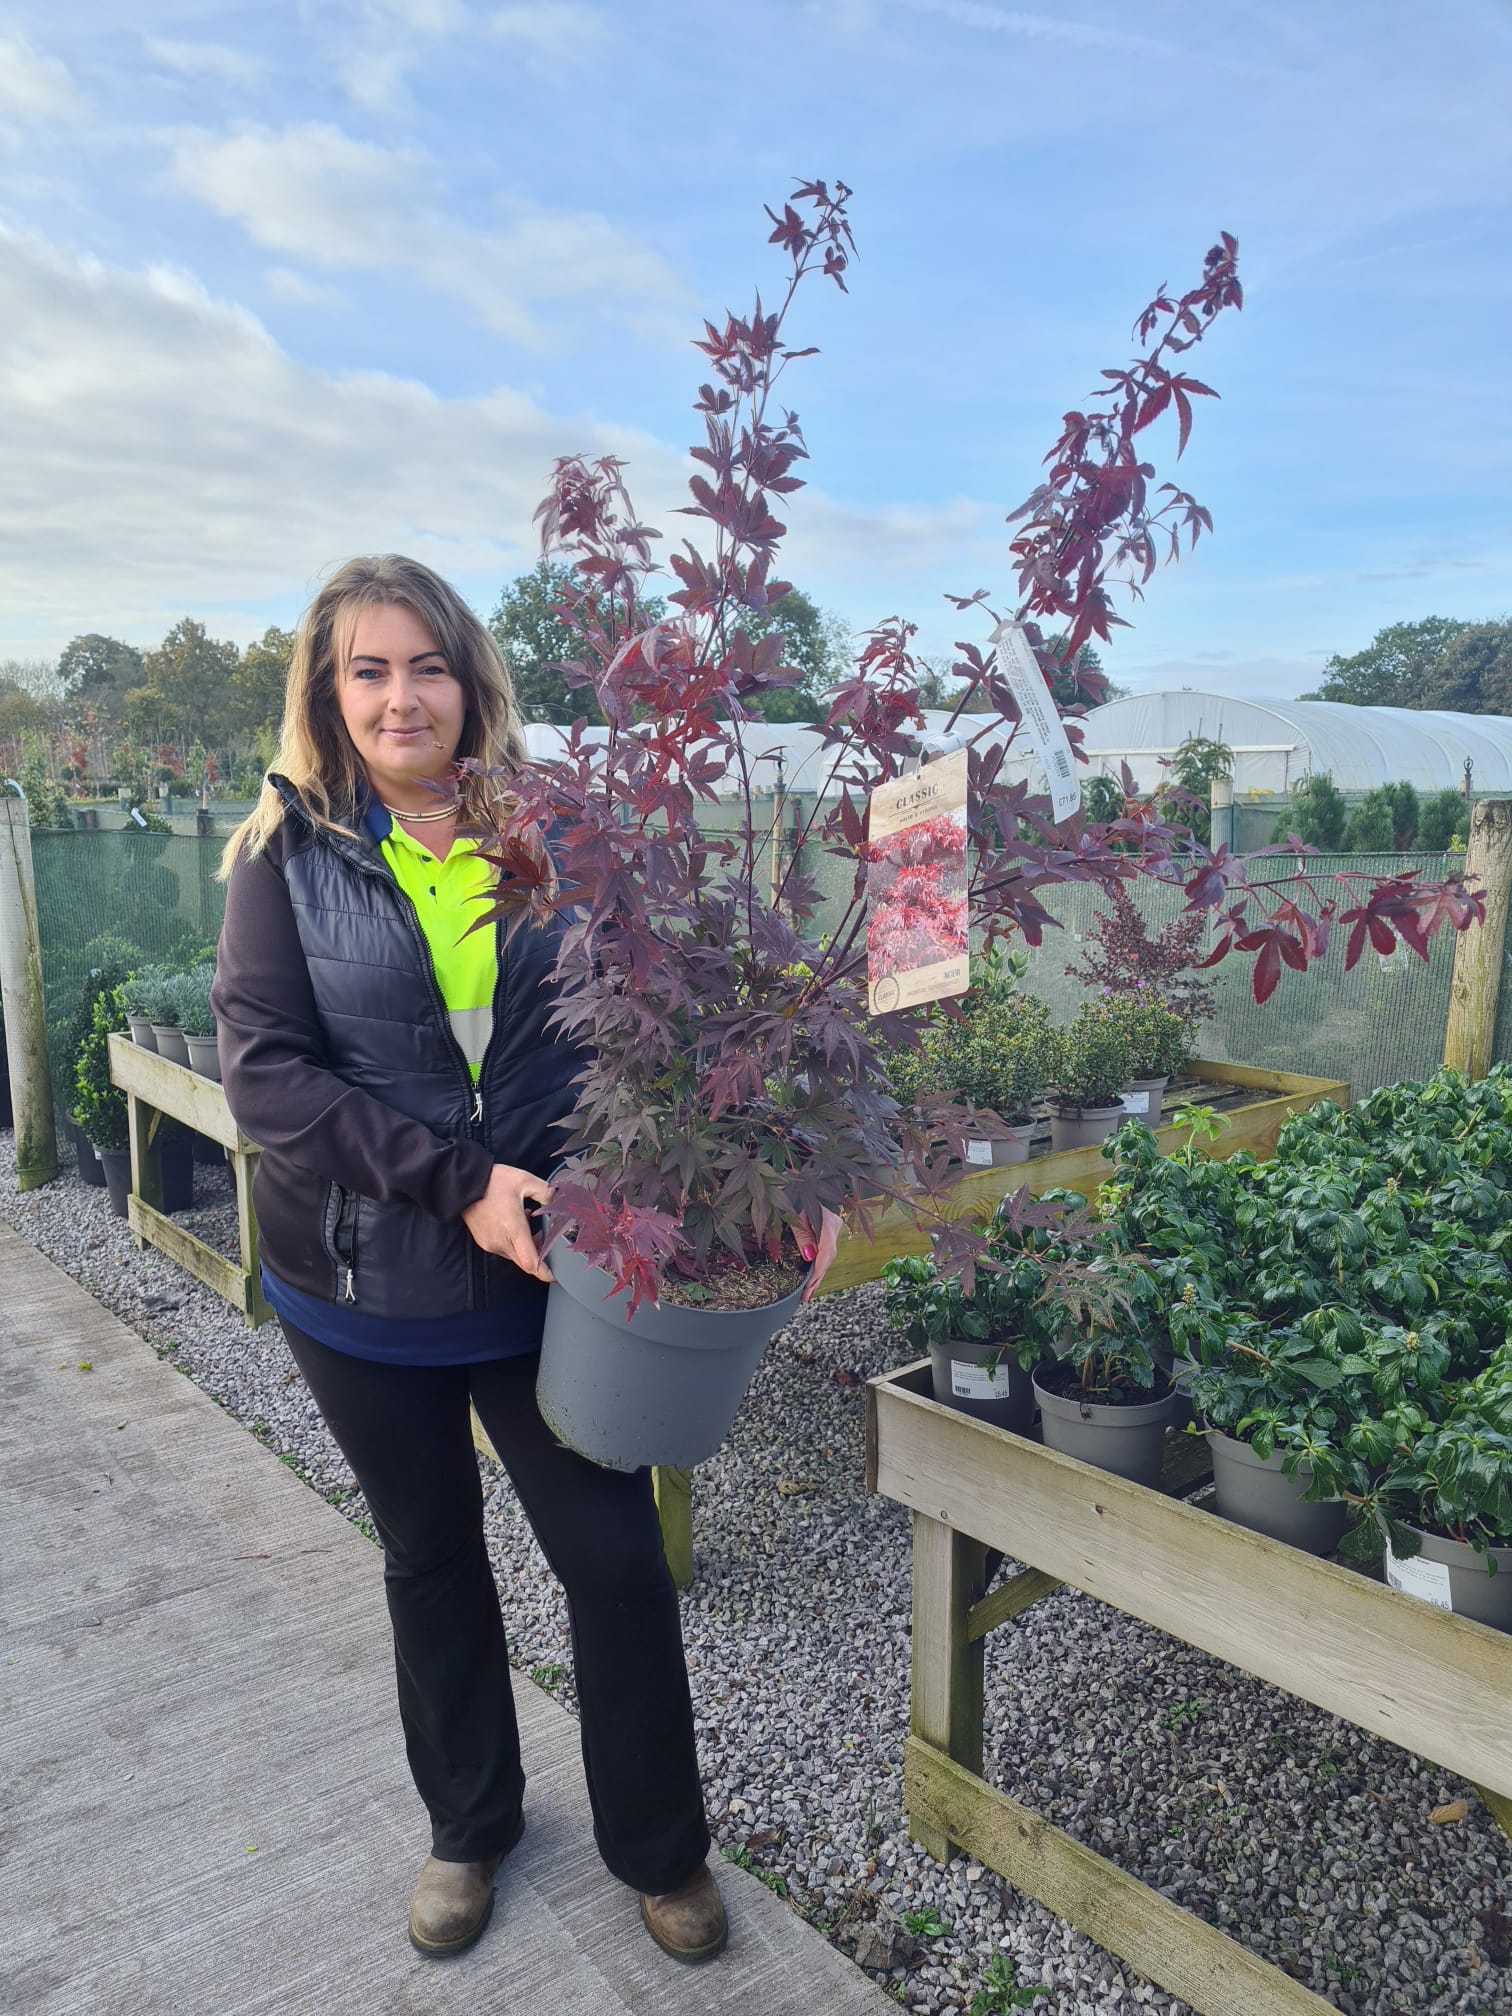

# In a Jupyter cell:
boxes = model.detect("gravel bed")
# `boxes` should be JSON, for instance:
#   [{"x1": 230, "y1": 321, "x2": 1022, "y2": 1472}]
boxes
[{"x1": 4, "y1": 1129, "x2": 1509, "y2": 2016}]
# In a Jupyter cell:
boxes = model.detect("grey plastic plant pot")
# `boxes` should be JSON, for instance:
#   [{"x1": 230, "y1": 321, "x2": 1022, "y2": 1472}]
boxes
[
  {"x1": 536, "y1": 1244, "x2": 805, "y2": 1473},
  {"x1": 185, "y1": 1031, "x2": 221, "y2": 1080},
  {"x1": 1389, "y1": 1527, "x2": 1512, "y2": 1633},
  {"x1": 97, "y1": 1147, "x2": 131, "y2": 1218},
  {"x1": 1208, "y1": 1430, "x2": 1347, "y2": 1555},
  {"x1": 961, "y1": 1122, "x2": 1035, "y2": 1171},
  {"x1": 126, "y1": 1015, "x2": 158, "y2": 1051},
  {"x1": 1120, "y1": 1076, "x2": 1169, "y2": 1123},
  {"x1": 1048, "y1": 1103, "x2": 1125, "y2": 1154},
  {"x1": 928, "y1": 1341, "x2": 1036, "y2": 1431},
  {"x1": 1032, "y1": 1370, "x2": 1179, "y2": 1488},
  {"x1": 151, "y1": 1024, "x2": 191, "y2": 1068}
]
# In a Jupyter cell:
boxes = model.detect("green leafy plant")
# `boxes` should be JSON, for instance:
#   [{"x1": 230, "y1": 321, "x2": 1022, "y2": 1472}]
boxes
[
  {"x1": 1094, "y1": 991, "x2": 1194, "y2": 1081},
  {"x1": 968, "y1": 1953, "x2": 1046, "y2": 2012},
  {"x1": 122, "y1": 964, "x2": 177, "y2": 1025},
  {"x1": 169, "y1": 964, "x2": 216, "y2": 1039},
  {"x1": 74, "y1": 985, "x2": 130, "y2": 1153},
  {"x1": 1353, "y1": 1354, "x2": 1512, "y2": 1560},
  {"x1": 901, "y1": 1907, "x2": 952, "y2": 1938},
  {"x1": 1049, "y1": 1001, "x2": 1136, "y2": 1111}
]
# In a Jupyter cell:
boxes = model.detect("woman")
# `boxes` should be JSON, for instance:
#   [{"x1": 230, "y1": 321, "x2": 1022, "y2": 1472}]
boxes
[{"x1": 212, "y1": 554, "x2": 726, "y2": 1964}]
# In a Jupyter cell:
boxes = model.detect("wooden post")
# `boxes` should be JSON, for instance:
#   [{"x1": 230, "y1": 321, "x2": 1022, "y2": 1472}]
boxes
[
  {"x1": 907, "y1": 1510, "x2": 990, "y2": 1861},
  {"x1": 1443, "y1": 799, "x2": 1512, "y2": 1079},
  {"x1": 0, "y1": 789, "x2": 58, "y2": 1189}
]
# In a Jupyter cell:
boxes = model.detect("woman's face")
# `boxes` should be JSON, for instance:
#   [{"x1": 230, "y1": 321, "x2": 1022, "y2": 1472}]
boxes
[{"x1": 336, "y1": 602, "x2": 467, "y2": 803}]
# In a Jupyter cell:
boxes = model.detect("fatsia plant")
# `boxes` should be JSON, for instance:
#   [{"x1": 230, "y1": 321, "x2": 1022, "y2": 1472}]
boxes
[{"x1": 469, "y1": 180, "x2": 1482, "y2": 1310}]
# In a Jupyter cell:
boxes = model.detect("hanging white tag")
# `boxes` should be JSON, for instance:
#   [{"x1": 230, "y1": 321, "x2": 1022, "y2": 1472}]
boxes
[
  {"x1": 950, "y1": 1358, "x2": 1005, "y2": 1400},
  {"x1": 1385, "y1": 1542, "x2": 1453, "y2": 1611},
  {"x1": 987, "y1": 619, "x2": 1081, "y2": 823},
  {"x1": 964, "y1": 1138, "x2": 994, "y2": 1167}
]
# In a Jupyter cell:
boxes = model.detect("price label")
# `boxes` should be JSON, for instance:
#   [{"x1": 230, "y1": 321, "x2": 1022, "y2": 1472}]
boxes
[
  {"x1": 950, "y1": 1358, "x2": 1005, "y2": 1400},
  {"x1": 964, "y1": 1138, "x2": 994, "y2": 1167},
  {"x1": 1385, "y1": 1543, "x2": 1453, "y2": 1611},
  {"x1": 1119, "y1": 1091, "x2": 1151, "y2": 1115},
  {"x1": 987, "y1": 619, "x2": 1081, "y2": 823}
]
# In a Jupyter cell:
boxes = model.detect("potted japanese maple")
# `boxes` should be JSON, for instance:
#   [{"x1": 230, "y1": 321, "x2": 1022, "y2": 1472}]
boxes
[
  {"x1": 463, "y1": 182, "x2": 1479, "y2": 1473},
  {"x1": 1033, "y1": 1261, "x2": 1181, "y2": 1489}
]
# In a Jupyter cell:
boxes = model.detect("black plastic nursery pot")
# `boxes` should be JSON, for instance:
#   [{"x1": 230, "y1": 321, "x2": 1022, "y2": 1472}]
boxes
[
  {"x1": 1048, "y1": 1103, "x2": 1125, "y2": 1154},
  {"x1": 537, "y1": 1244, "x2": 805, "y2": 1472},
  {"x1": 928, "y1": 1340, "x2": 1036, "y2": 1431},
  {"x1": 1386, "y1": 1528, "x2": 1512, "y2": 1634},
  {"x1": 1207, "y1": 1429, "x2": 1348, "y2": 1556},
  {"x1": 159, "y1": 1129, "x2": 194, "y2": 1213},
  {"x1": 1032, "y1": 1366, "x2": 1181, "y2": 1488},
  {"x1": 97, "y1": 1147, "x2": 131, "y2": 1218},
  {"x1": 72, "y1": 1118, "x2": 106, "y2": 1188}
]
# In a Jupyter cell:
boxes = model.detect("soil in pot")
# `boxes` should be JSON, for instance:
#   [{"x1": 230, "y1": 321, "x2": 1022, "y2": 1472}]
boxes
[
  {"x1": 97, "y1": 1147, "x2": 131, "y2": 1218},
  {"x1": 1048, "y1": 1104, "x2": 1125, "y2": 1154},
  {"x1": 1032, "y1": 1364, "x2": 1180, "y2": 1488},
  {"x1": 126, "y1": 1015, "x2": 158, "y2": 1051},
  {"x1": 1208, "y1": 1430, "x2": 1347, "y2": 1555},
  {"x1": 537, "y1": 1244, "x2": 805, "y2": 1472},
  {"x1": 928, "y1": 1341, "x2": 1036, "y2": 1431},
  {"x1": 152, "y1": 1025, "x2": 191, "y2": 1068},
  {"x1": 1386, "y1": 1528, "x2": 1512, "y2": 1633}
]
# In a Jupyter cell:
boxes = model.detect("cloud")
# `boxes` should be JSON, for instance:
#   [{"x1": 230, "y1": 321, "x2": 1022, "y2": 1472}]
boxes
[
  {"x1": 163, "y1": 121, "x2": 687, "y2": 345},
  {"x1": 0, "y1": 226, "x2": 996, "y2": 660},
  {"x1": 0, "y1": 28, "x2": 83, "y2": 133},
  {"x1": 326, "y1": 0, "x2": 468, "y2": 110},
  {"x1": 892, "y1": 0, "x2": 1277, "y2": 75},
  {"x1": 265, "y1": 265, "x2": 349, "y2": 309},
  {"x1": 142, "y1": 37, "x2": 270, "y2": 88},
  {"x1": 487, "y1": 3, "x2": 610, "y2": 57}
]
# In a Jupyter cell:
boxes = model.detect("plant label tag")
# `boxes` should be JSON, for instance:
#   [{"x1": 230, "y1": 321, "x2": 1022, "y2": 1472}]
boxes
[
  {"x1": 964, "y1": 1138, "x2": 994, "y2": 1166},
  {"x1": 1119, "y1": 1091, "x2": 1151, "y2": 1114},
  {"x1": 950, "y1": 1359, "x2": 1003, "y2": 1400},
  {"x1": 867, "y1": 746, "x2": 970, "y2": 1015},
  {"x1": 987, "y1": 619, "x2": 1081, "y2": 823},
  {"x1": 1385, "y1": 1543, "x2": 1453, "y2": 1611}
]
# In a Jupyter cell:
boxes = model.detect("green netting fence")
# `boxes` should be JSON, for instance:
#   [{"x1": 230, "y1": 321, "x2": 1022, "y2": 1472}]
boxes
[{"x1": 15, "y1": 821, "x2": 1495, "y2": 1127}]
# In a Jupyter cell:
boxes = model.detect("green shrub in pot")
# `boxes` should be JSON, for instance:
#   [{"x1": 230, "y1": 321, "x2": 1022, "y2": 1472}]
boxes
[
  {"x1": 170, "y1": 964, "x2": 216, "y2": 1039},
  {"x1": 125, "y1": 965, "x2": 177, "y2": 1027},
  {"x1": 74, "y1": 985, "x2": 130, "y2": 1155},
  {"x1": 1050, "y1": 1002, "x2": 1136, "y2": 1112},
  {"x1": 1095, "y1": 990, "x2": 1194, "y2": 1084}
]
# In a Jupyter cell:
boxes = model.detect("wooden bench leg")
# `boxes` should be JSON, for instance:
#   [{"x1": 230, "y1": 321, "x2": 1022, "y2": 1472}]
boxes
[
  {"x1": 1476, "y1": 1782, "x2": 1512, "y2": 1840},
  {"x1": 908, "y1": 1509, "x2": 989, "y2": 1861},
  {"x1": 653, "y1": 1466, "x2": 693, "y2": 1589},
  {"x1": 231, "y1": 1149, "x2": 271, "y2": 1327},
  {"x1": 126, "y1": 1092, "x2": 163, "y2": 1248}
]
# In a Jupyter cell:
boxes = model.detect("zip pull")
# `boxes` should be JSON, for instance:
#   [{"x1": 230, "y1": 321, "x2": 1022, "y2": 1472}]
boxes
[
  {"x1": 471, "y1": 1087, "x2": 483, "y2": 1124},
  {"x1": 344, "y1": 1267, "x2": 356, "y2": 1304}
]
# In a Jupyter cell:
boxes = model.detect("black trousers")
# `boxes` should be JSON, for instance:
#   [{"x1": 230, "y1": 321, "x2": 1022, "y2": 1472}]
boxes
[{"x1": 279, "y1": 1322, "x2": 711, "y2": 1892}]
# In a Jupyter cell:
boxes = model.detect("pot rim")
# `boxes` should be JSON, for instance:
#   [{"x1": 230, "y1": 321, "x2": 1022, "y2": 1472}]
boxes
[
  {"x1": 1050, "y1": 1099, "x2": 1127, "y2": 1119},
  {"x1": 1397, "y1": 1521, "x2": 1512, "y2": 1570},
  {"x1": 548, "y1": 1241, "x2": 806, "y2": 1345},
  {"x1": 1032, "y1": 1365, "x2": 1178, "y2": 1425},
  {"x1": 1204, "y1": 1425, "x2": 1317, "y2": 1478}
]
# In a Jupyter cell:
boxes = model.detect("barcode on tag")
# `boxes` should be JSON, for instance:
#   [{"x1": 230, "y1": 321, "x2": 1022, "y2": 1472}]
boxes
[{"x1": 1052, "y1": 750, "x2": 1071, "y2": 779}]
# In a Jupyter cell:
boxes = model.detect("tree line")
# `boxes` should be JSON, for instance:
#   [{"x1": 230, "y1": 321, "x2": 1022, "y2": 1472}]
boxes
[{"x1": 1303, "y1": 615, "x2": 1512, "y2": 713}]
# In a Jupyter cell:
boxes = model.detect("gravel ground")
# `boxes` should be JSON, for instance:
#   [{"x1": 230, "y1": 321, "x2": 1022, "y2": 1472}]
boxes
[{"x1": 4, "y1": 1129, "x2": 1509, "y2": 2016}]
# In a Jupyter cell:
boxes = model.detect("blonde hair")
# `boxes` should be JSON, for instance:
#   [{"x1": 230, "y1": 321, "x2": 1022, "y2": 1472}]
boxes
[{"x1": 220, "y1": 553, "x2": 528, "y2": 878}]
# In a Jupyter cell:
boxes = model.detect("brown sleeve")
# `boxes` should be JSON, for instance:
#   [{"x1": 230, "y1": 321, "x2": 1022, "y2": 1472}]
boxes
[{"x1": 211, "y1": 838, "x2": 494, "y2": 1220}]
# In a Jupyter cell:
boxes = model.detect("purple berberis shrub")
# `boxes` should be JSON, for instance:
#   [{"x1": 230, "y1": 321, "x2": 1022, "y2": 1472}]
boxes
[{"x1": 470, "y1": 180, "x2": 1482, "y2": 1313}]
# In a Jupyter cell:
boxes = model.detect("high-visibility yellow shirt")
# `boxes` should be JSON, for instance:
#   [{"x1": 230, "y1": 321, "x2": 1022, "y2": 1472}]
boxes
[{"x1": 379, "y1": 816, "x2": 496, "y2": 1082}]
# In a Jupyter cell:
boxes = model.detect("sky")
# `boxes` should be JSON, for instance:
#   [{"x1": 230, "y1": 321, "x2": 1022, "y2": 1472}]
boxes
[{"x1": 2, "y1": 0, "x2": 1511, "y2": 703}]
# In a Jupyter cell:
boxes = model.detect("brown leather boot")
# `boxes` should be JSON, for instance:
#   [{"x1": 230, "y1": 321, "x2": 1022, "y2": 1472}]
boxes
[
  {"x1": 408, "y1": 1815, "x2": 524, "y2": 1957},
  {"x1": 640, "y1": 1864, "x2": 728, "y2": 1964}
]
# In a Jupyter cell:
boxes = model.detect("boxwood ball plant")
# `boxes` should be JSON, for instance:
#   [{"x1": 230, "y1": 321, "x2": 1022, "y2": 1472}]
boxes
[{"x1": 467, "y1": 179, "x2": 1484, "y2": 1313}]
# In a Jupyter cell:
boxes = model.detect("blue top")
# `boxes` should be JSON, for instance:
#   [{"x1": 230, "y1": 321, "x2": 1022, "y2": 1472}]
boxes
[{"x1": 263, "y1": 798, "x2": 538, "y2": 1366}]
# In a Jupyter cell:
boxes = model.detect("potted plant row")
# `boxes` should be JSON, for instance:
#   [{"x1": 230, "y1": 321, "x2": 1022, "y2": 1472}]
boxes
[{"x1": 457, "y1": 180, "x2": 1477, "y2": 1473}]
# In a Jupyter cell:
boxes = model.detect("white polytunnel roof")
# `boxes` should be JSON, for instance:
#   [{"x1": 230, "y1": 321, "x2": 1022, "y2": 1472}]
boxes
[
  {"x1": 523, "y1": 693, "x2": 1512, "y2": 801},
  {"x1": 1073, "y1": 691, "x2": 1512, "y2": 796}
]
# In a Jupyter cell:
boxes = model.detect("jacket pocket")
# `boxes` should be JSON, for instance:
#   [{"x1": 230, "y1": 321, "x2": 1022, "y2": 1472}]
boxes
[{"x1": 321, "y1": 1182, "x2": 360, "y2": 1303}]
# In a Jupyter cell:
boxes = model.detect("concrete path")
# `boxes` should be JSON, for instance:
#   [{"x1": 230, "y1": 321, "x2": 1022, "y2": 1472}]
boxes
[{"x1": 0, "y1": 1223, "x2": 892, "y2": 2016}]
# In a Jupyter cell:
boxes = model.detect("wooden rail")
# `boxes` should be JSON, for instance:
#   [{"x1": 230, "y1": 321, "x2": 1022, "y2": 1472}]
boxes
[
  {"x1": 109, "y1": 1034, "x2": 270, "y2": 1327},
  {"x1": 867, "y1": 1358, "x2": 1512, "y2": 2016}
]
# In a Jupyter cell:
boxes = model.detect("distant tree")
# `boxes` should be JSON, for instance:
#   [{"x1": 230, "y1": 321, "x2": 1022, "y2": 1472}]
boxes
[
  {"x1": 491, "y1": 560, "x2": 614, "y2": 724},
  {"x1": 1081, "y1": 774, "x2": 1125, "y2": 823},
  {"x1": 1385, "y1": 780, "x2": 1419, "y2": 848},
  {"x1": 129, "y1": 619, "x2": 243, "y2": 751},
  {"x1": 58, "y1": 634, "x2": 144, "y2": 715},
  {"x1": 235, "y1": 626, "x2": 296, "y2": 741},
  {"x1": 1274, "y1": 771, "x2": 1348, "y2": 851},
  {"x1": 1302, "y1": 617, "x2": 1470, "y2": 708},
  {"x1": 1161, "y1": 733, "x2": 1232, "y2": 844},
  {"x1": 1423, "y1": 621, "x2": 1512, "y2": 716},
  {"x1": 1417, "y1": 787, "x2": 1470, "y2": 852},
  {"x1": 0, "y1": 689, "x2": 48, "y2": 750},
  {"x1": 733, "y1": 589, "x2": 850, "y2": 723},
  {"x1": 1344, "y1": 787, "x2": 1403, "y2": 853},
  {"x1": 0, "y1": 657, "x2": 63, "y2": 703}
]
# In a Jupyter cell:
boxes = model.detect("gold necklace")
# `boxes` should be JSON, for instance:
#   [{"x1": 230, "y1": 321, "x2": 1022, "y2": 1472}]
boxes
[{"x1": 381, "y1": 799, "x2": 459, "y2": 824}]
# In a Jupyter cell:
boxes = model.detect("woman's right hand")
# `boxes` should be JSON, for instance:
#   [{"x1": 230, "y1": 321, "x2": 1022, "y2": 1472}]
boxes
[{"x1": 460, "y1": 1164, "x2": 554, "y2": 1282}]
